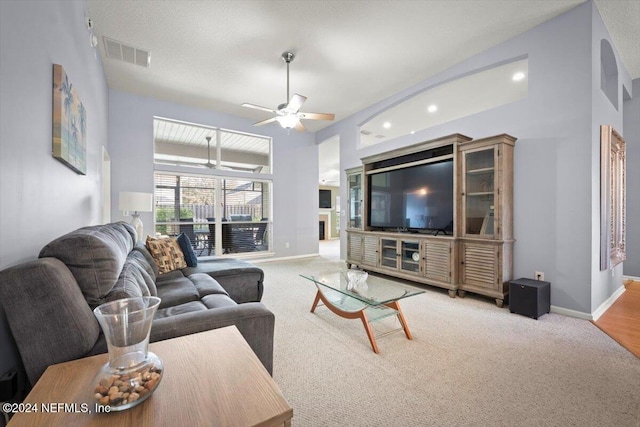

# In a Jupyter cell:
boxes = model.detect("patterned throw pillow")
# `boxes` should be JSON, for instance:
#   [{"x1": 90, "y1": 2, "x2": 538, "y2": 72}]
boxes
[{"x1": 145, "y1": 236, "x2": 187, "y2": 274}]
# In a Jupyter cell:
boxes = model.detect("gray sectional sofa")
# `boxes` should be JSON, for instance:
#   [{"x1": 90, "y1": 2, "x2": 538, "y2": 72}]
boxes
[{"x1": 0, "y1": 222, "x2": 274, "y2": 387}]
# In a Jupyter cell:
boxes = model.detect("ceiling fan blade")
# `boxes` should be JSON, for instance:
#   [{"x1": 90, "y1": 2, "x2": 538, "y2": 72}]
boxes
[
  {"x1": 253, "y1": 117, "x2": 278, "y2": 126},
  {"x1": 294, "y1": 120, "x2": 306, "y2": 132},
  {"x1": 242, "y1": 103, "x2": 277, "y2": 113},
  {"x1": 287, "y1": 94, "x2": 307, "y2": 112},
  {"x1": 298, "y1": 112, "x2": 335, "y2": 121}
]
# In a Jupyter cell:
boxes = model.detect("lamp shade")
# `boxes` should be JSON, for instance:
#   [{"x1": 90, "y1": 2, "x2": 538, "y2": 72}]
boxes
[{"x1": 119, "y1": 192, "x2": 153, "y2": 213}]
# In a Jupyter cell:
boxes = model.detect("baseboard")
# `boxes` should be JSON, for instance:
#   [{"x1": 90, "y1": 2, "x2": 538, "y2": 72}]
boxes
[
  {"x1": 251, "y1": 253, "x2": 318, "y2": 264},
  {"x1": 547, "y1": 282, "x2": 627, "y2": 321},
  {"x1": 550, "y1": 306, "x2": 593, "y2": 320},
  {"x1": 591, "y1": 284, "x2": 626, "y2": 321},
  {"x1": 623, "y1": 275, "x2": 640, "y2": 282}
]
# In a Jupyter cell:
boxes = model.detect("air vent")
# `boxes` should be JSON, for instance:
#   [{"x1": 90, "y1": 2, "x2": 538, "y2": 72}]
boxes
[
  {"x1": 360, "y1": 130, "x2": 372, "y2": 136},
  {"x1": 103, "y1": 37, "x2": 150, "y2": 68}
]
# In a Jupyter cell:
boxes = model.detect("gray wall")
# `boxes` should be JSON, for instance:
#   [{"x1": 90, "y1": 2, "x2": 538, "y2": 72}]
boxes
[
  {"x1": 589, "y1": 3, "x2": 632, "y2": 312},
  {"x1": 624, "y1": 78, "x2": 640, "y2": 278},
  {"x1": 318, "y1": 1, "x2": 634, "y2": 315},
  {"x1": 108, "y1": 90, "x2": 319, "y2": 258},
  {"x1": 0, "y1": 1, "x2": 109, "y2": 377}
]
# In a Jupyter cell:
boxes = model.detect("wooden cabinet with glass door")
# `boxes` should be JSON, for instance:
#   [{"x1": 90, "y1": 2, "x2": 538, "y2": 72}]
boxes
[
  {"x1": 457, "y1": 134, "x2": 515, "y2": 306},
  {"x1": 346, "y1": 167, "x2": 363, "y2": 230}
]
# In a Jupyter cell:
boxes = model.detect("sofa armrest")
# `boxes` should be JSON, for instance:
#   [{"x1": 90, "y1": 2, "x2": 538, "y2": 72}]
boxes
[
  {"x1": 0, "y1": 258, "x2": 101, "y2": 385},
  {"x1": 149, "y1": 303, "x2": 275, "y2": 375}
]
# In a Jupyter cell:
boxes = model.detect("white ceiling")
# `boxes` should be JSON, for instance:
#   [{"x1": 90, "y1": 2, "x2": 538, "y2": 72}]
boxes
[{"x1": 87, "y1": 0, "x2": 640, "y2": 184}]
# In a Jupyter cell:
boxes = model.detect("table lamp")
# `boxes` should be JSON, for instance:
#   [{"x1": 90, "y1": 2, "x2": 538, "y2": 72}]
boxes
[{"x1": 119, "y1": 191, "x2": 153, "y2": 239}]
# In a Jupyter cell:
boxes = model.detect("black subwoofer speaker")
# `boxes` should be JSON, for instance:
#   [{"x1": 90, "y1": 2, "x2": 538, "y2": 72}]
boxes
[{"x1": 509, "y1": 278, "x2": 550, "y2": 319}]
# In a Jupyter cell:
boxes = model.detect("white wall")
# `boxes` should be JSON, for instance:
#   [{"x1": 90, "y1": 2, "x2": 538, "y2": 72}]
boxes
[
  {"x1": 0, "y1": 0, "x2": 109, "y2": 377},
  {"x1": 108, "y1": 90, "x2": 319, "y2": 258},
  {"x1": 317, "y1": 1, "x2": 633, "y2": 315}
]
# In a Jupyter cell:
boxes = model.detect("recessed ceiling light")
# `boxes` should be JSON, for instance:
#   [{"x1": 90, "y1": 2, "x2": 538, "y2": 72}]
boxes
[
  {"x1": 427, "y1": 105, "x2": 437, "y2": 113},
  {"x1": 383, "y1": 122, "x2": 391, "y2": 129},
  {"x1": 410, "y1": 131, "x2": 415, "y2": 135},
  {"x1": 512, "y1": 72, "x2": 526, "y2": 81}
]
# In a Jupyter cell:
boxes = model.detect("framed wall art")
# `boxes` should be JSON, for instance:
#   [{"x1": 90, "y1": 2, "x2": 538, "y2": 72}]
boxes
[
  {"x1": 600, "y1": 125, "x2": 626, "y2": 270},
  {"x1": 52, "y1": 63, "x2": 87, "y2": 174}
]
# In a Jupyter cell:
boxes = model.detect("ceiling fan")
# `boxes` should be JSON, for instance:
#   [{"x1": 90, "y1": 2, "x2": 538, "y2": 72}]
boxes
[{"x1": 242, "y1": 52, "x2": 335, "y2": 132}]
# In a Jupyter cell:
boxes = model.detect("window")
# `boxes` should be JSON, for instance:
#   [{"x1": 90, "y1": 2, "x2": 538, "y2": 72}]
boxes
[
  {"x1": 153, "y1": 118, "x2": 271, "y2": 173},
  {"x1": 154, "y1": 173, "x2": 272, "y2": 256},
  {"x1": 152, "y1": 117, "x2": 273, "y2": 257}
]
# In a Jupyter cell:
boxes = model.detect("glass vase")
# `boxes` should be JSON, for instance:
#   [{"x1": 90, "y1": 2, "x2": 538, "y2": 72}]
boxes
[{"x1": 92, "y1": 296, "x2": 163, "y2": 411}]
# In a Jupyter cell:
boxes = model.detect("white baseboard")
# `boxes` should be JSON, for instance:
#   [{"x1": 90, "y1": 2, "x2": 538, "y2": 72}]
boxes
[
  {"x1": 623, "y1": 275, "x2": 640, "y2": 282},
  {"x1": 550, "y1": 306, "x2": 593, "y2": 320},
  {"x1": 551, "y1": 284, "x2": 626, "y2": 321},
  {"x1": 251, "y1": 253, "x2": 318, "y2": 264},
  {"x1": 591, "y1": 284, "x2": 626, "y2": 321}
]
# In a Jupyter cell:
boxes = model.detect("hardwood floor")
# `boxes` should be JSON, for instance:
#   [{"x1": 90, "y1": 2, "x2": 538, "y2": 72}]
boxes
[{"x1": 593, "y1": 279, "x2": 640, "y2": 358}]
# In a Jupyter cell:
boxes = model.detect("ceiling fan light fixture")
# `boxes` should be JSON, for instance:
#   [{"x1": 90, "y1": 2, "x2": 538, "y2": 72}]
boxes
[
  {"x1": 242, "y1": 52, "x2": 334, "y2": 131},
  {"x1": 276, "y1": 114, "x2": 299, "y2": 129}
]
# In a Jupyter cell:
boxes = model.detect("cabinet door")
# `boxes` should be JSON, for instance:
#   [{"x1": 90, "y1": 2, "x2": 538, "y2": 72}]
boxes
[
  {"x1": 460, "y1": 242, "x2": 498, "y2": 290},
  {"x1": 347, "y1": 171, "x2": 363, "y2": 230},
  {"x1": 462, "y1": 147, "x2": 497, "y2": 239},
  {"x1": 379, "y1": 238, "x2": 398, "y2": 269},
  {"x1": 399, "y1": 240, "x2": 421, "y2": 275},
  {"x1": 424, "y1": 240, "x2": 452, "y2": 283},
  {"x1": 362, "y1": 234, "x2": 379, "y2": 267},
  {"x1": 347, "y1": 233, "x2": 363, "y2": 264}
]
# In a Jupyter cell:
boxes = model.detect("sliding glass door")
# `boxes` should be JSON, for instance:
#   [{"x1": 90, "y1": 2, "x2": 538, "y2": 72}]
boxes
[{"x1": 154, "y1": 173, "x2": 271, "y2": 256}]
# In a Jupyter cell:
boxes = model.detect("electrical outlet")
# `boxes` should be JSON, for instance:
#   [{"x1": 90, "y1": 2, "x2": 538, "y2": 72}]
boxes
[
  {"x1": 285, "y1": 242, "x2": 290, "y2": 248},
  {"x1": 535, "y1": 271, "x2": 545, "y2": 281}
]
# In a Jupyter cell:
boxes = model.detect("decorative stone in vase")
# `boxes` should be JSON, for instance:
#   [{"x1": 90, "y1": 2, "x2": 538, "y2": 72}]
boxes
[{"x1": 92, "y1": 296, "x2": 163, "y2": 411}]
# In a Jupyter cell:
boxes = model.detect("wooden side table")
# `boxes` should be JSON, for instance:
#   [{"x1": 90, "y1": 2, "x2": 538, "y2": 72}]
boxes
[{"x1": 7, "y1": 326, "x2": 292, "y2": 426}]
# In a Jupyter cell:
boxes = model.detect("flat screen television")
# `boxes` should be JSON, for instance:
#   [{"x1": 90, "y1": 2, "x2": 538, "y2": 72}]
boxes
[
  {"x1": 367, "y1": 159, "x2": 454, "y2": 232},
  {"x1": 319, "y1": 189, "x2": 332, "y2": 208}
]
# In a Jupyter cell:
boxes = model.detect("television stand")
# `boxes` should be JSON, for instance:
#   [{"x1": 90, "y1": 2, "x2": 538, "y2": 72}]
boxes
[{"x1": 346, "y1": 132, "x2": 516, "y2": 307}]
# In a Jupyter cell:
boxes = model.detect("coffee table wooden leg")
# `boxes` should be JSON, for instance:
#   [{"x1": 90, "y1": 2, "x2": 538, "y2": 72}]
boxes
[
  {"x1": 385, "y1": 301, "x2": 413, "y2": 340},
  {"x1": 310, "y1": 290, "x2": 322, "y2": 313},
  {"x1": 310, "y1": 289, "x2": 380, "y2": 353},
  {"x1": 358, "y1": 311, "x2": 380, "y2": 354}
]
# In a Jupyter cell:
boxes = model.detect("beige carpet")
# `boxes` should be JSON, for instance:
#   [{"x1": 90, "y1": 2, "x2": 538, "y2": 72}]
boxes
[{"x1": 257, "y1": 249, "x2": 640, "y2": 427}]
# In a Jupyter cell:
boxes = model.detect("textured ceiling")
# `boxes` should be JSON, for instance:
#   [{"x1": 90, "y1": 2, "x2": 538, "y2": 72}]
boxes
[
  {"x1": 87, "y1": 0, "x2": 639, "y2": 184},
  {"x1": 87, "y1": 0, "x2": 638, "y2": 135}
]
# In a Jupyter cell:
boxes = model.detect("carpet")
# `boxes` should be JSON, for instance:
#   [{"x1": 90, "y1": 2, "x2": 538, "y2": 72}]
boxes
[{"x1": 258, "y1": 254, "x2": 640, "y2": 426}]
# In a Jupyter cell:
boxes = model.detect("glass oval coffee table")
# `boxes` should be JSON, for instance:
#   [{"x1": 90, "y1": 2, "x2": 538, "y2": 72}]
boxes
[{"x1": 300, "y1": 271, "x2": 425, "y2": 353}]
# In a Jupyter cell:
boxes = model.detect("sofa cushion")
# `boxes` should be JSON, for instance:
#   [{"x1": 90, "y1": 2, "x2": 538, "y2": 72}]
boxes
[
  {"x1": 187, "y1": 273, "x2": 229, "y2": 298},
  {"x1": 202, "y1": 294, "x2": 238, "y2": 309},
  {"x1": 127, "y1": 252, "x2": 158, "y2": 296},
  {"x1": 145, "y1": 236, "x2": 187, "y2": 274},
  {"x1": 177, "y1": 233, "x2": 198, "y2": 267},
  {"x1": 182, "y1": 258, "x2": 264, "y2": 303},
  {"x1": 154, "y1": 301, "x2": 208, "y2": 319},
  {"x1": 131, "y1": 244, "x2": 158, "y2": 281},
  {"x1": 38, "y1": 222, "x2": 136, "y2": 305},
  {"x1": 97, "y1": 257, "x2": 158, "y2": 306},
  {"x1": 155, "y1": 276, "x2": 200, "y2": 309}
]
